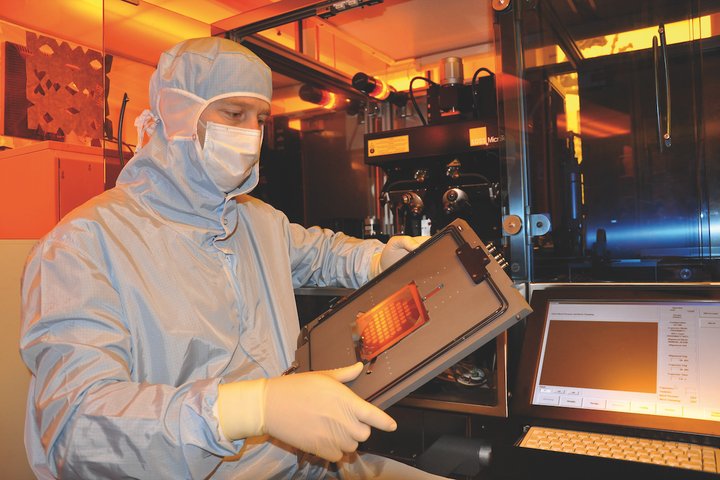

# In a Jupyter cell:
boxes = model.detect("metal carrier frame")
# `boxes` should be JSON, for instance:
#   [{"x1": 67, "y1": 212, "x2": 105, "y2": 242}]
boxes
[{"x1": 291, "y1": 218, "x2": 532, "y2": 410}]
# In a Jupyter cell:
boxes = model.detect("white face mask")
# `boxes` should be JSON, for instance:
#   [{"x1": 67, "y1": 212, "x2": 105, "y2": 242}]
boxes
[{"x1": 200, "y1": 121, "x2": 262, "y2": 193}]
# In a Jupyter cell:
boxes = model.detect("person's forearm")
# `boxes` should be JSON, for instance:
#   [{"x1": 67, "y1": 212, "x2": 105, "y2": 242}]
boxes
[
  {"x1": 289, "y1": 223, "x2": 383, "y2": 288},
  {"x1": 43, "y1": 378, "x2": 235, "y2": 479}
]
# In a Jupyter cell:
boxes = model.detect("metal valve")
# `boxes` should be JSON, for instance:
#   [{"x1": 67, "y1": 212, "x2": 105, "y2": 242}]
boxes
[
  {"x1": 442, "y1": 188, "x2": 469, "y2": 214},
  {"x1": 401, "y1": 191, "x2": 424, "y2": 215}
]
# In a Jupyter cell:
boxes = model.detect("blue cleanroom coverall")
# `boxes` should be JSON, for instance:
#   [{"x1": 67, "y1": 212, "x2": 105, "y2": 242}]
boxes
[{"x1": 19, "y1": 38, "x2": 443, "y2": 480}]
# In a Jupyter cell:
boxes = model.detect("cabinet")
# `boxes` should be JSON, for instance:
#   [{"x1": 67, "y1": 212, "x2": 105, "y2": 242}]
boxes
[{"x1": 0, "y1": 141, "x2": 106, "y2": 239}]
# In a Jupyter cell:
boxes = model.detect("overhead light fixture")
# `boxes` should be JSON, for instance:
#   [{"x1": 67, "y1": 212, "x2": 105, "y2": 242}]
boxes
[
  {"x1": 352, "y1": 72, "x2": 408, "y2": 108},
  {"x1": 299, "y1": 84, "x2": 337, "y2": 109},
  {"x1": 299, "y1": 84, "x2": 362, "y2": 114}
]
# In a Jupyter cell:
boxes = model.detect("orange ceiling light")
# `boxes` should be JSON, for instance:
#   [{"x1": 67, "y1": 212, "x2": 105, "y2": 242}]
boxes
[{"x1": 298, "y1": 84, "x2": 338, "y2": 109}]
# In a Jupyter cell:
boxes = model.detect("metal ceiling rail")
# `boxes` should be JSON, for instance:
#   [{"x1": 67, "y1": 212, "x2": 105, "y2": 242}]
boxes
[
  {"x1": 211, "y1": 0, "x2": 382, "y2": 38},
  {"x1": 235, "y1": 33, "x2": 365, "y2": 101}
]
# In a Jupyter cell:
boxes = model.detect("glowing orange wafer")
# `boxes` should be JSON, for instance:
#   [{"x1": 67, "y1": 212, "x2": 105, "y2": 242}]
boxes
[{"x1": 354, "y1": 282, "x2": 429, "y2": 361}]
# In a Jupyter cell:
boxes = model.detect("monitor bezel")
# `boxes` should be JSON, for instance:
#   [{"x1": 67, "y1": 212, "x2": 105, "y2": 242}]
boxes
[{"x1": 512, "y1": 284, "x2": 720, "y2": 438}]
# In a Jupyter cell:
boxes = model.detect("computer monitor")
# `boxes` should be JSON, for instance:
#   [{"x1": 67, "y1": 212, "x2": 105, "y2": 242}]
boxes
[{"x1": 513, "y1": 285, "x2": 720, "y2": 437}]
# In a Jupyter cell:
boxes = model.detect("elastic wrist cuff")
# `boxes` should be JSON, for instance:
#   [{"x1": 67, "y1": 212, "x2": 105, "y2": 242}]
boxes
[{"x1": 216, "y1": 378, "x2": 267, "y2": 440}]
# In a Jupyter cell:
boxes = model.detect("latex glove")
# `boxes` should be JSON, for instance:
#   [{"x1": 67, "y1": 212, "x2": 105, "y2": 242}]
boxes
[
  {"x1": 369, "y1": 235, "x2": 431, "y2": 279},
  {"x1": 217, "y1": 363, "x2": 396, "y2": 462}
]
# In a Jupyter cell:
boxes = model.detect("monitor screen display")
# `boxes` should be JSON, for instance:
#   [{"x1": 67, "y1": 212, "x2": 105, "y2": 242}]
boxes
[
  {"x1": 513, "y1": 286, "x2": 720, "y2": 436},
  {"x1": 531, "y1": 300, "x2": 720, "y2": 423}
]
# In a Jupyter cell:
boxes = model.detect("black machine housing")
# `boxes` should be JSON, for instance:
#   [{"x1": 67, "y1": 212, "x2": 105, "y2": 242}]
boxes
[{"x1": 364, "y1": 73, "x2": 503, "y2": 243}]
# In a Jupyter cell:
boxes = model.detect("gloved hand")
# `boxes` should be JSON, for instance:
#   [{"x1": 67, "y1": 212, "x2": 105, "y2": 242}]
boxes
[
  {"x1": 216, "y1": 362, "x2": 397, "y2": 462},
  {"x1": 369, "y1": 235, "x2": 431, "y2": 279}
]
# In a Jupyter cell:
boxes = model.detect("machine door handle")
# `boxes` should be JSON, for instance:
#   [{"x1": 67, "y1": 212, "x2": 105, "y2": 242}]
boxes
[{"x1": 653, "y1": 24, "x2": 672, "y2": 151}]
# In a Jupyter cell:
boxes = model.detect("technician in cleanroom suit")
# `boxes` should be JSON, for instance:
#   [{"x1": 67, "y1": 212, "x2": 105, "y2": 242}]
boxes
[{"x1": 19, "y1": 37, "x2": 441, "y2": 479}]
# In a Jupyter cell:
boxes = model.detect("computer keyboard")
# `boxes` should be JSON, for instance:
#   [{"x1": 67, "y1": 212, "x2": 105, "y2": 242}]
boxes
[{"x1": 519, "y1": 426, "x2": 719, "y2": 473}]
